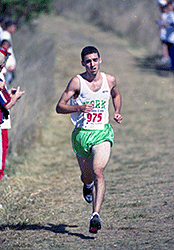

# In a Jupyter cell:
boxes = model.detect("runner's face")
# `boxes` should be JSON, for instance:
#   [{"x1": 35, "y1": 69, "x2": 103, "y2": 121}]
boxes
[{"x1": 82, "y1": 53, "x2": 101, "y2": 75}]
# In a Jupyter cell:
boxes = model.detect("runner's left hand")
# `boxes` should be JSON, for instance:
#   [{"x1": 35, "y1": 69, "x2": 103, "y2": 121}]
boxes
[{"x1": 114, "y1": 113, "x2": 123, "y2": 124}]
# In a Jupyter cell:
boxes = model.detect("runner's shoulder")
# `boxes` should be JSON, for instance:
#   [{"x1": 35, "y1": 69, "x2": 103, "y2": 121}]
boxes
[
  {"x1": 105, "y1": 73, "x2": 117, "y2": 88},
  {"x1": 68, "y1": 75, "x2": 81, "y2": 91}
]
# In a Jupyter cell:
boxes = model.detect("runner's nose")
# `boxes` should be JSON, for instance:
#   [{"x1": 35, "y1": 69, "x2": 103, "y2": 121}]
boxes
[{"x1": 91, "y1": 60, "x2": 95, "y2": 66}]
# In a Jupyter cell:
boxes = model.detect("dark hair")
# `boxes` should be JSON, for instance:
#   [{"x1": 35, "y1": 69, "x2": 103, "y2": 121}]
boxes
[
  {"x1": 4, "y1": 20, "x2": 17, "y2": 29},
  {"x1": 0, "y1": 15, "x2": 5, "y2": 23},
  {"x1": 0, "y1": 39, "x2": 11, "y2": 47},
  {"x1": 81, "y1": 46, "x2": 100, "y2": 62}
]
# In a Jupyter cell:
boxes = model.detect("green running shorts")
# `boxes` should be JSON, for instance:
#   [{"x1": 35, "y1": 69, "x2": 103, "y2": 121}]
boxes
[{"x1": 71, "y1": 123, "x2": 114, "y2": 158}]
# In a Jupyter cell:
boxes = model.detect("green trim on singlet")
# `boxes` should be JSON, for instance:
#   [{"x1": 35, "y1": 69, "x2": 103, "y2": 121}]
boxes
[{"x1": 71, "y1": 123, "x2": 114, "y2": 158}]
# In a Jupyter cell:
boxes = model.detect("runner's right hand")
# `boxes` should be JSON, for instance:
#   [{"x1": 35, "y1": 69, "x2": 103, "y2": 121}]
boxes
[{"x1": 80, "y1": 103, "x2": 93, "y2": 113}]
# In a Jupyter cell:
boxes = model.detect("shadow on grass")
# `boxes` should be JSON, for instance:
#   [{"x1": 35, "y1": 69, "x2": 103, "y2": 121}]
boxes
[
  {"x1": 0, "y1": 223, "x2": 95, "y2": 240},
  {"x1": 134, "y1": 54, "x2": 174, "y2": 77}
]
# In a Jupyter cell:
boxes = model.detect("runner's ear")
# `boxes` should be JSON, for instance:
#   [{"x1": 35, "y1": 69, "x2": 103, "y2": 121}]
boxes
[{"x1": 81, "y1": 61, "x2": 85, "y2": 67}]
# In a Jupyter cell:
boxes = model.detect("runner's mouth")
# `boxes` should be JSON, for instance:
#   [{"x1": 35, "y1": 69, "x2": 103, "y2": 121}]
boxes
[{"x1": 91, "y1": 67, "x2": 97, "y2": 71}]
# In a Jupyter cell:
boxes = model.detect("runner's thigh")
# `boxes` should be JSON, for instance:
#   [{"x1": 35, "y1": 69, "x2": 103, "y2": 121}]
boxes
[{"x1": 92, "y1": 141, "x2": 111, "y2": 170}]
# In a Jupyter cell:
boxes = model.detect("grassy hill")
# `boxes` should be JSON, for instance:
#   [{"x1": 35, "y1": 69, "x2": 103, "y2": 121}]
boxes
[
  {"x1": 7, "y1": 0, "x2": 165, "y2": 159},
  {"x1": 0, "y1": 12, "x2": 174, "y2": 249},
  {"x1": 53, "y1": 0, "x2": 162, "y2": 53}
]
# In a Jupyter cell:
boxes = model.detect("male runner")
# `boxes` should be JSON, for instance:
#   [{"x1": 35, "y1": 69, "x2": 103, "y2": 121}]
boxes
[{"x1": 56, "y1": 46, "x2": 122, "y2": 234}]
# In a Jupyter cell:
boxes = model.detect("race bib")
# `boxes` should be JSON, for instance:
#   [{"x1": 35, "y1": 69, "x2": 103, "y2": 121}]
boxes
[{"x1": 83, "y1": 110, "x2": 104, "y2": 130}]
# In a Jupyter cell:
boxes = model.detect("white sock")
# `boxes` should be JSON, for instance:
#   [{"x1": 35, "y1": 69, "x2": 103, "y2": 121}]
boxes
[
  {"x1": 85, "y1": 183, "x2": 93, "y2": 188},
  {"x1": 91, "y1": 212, "x2": 99, "y2": 218}
]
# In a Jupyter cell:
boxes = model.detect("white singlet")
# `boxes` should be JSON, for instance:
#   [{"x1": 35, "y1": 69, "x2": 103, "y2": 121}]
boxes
[{"x1": 70, "y1": 72, "x2": 110, "y2": 130}]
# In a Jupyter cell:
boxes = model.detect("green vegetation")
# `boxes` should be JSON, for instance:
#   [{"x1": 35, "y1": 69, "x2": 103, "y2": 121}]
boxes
[{"x1": 0, "y1": 0, "x2": 53, "y2": 23}]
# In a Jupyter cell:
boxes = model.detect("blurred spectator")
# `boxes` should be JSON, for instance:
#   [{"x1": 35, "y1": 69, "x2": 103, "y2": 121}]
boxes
[
  {"x1": 1, "y1": 20, "x2": 17, "y2": 87},
  {"x1": 0, "y1": 15, "x2": 5, "y2": 42},
  {"x1": 157, "y1": 0, "x2": 174, "y2": 65},
  {"x1": 0, "y1": 39, "x2": 11, "y2": 79},
  {"x1": 0, "y1": 42, "x2": 12, "y2": 180},
  {"x1": 0, "y1": 46, "x2": 25, "y2": 180}
]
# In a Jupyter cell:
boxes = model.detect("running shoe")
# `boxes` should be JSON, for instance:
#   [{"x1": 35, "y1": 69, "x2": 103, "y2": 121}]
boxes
[
  {"x1": 83, "y1": 183, "x2": 93, "y2": 203},
  {"x1": 89, "y1": 214, "x2": 101, "y2": 234}
]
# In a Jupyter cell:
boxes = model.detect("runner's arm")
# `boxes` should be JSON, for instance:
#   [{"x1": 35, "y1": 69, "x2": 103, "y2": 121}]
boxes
[
  {"x1": 107, "y1": 74, "x2": 123, "y2": 124},
  {"x1": 56, "y1": 77, "x2": 93, "y2": 114}
]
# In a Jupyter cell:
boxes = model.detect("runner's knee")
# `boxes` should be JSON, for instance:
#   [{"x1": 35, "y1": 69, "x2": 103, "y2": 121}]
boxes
[{"x1": 93, "y1": 168, "x2": 104, "y2": 180}]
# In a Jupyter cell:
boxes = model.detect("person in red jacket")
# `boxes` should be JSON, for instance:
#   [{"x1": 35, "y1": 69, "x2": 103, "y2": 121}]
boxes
[{"x1": 0, "y1": 46, "x2": 25, "y2": 180}]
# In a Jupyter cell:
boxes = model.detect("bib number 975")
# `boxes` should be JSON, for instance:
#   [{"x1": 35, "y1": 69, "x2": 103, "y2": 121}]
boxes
[{"x1": 87, "y1": 112, "x2": 102, "y2": 123}]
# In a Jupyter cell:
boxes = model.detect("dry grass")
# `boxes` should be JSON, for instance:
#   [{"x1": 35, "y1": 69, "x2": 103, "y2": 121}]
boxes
[
  {"x1": 8, "y1": 23, "x2": 55, "y2": 156},
  {"x1": 0, "y1": 14, "x2": 174, "y2": 249},
  {"x1": 53, "y1": 0, "x2": 162, "y2": 54},
  {"x1": 7, "y1": 0, "x2": 164, "y2": 158}
]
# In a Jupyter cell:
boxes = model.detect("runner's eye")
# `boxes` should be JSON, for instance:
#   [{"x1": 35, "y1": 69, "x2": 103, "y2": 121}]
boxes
[
  {"x1": 86, "y1": 60, "x2": 91, "y2": 63},
  {"x1": 85, "y1": 58, "x2": 99, "y2": 64},
  {"x1": 93, "y1": 58, "x2": 99, "y2": 62}
]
